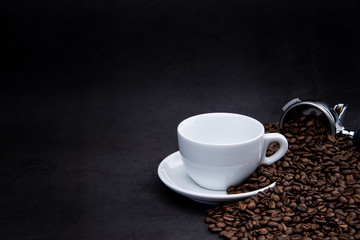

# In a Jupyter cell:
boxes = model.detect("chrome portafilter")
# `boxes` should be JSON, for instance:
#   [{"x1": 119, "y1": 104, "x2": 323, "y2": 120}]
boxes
[{"x1": 279, "y1": 98, "x2": 360, "y2": 147}]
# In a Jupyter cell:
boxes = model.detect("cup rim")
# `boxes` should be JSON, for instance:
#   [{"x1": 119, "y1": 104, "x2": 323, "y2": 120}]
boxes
[{"x1": 177, "y1": 112, "x2": 264, "y2": 146}]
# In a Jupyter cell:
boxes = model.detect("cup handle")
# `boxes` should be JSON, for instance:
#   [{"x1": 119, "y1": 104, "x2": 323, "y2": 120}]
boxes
[{"x1": 260, "y1": 133, "x2": 288, "y2": 165}]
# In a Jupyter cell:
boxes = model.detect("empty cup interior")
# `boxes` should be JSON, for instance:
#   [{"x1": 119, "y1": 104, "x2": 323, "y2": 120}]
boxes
[{"x1": 178, "y1": 113, "x2": 263, "y2": 145}]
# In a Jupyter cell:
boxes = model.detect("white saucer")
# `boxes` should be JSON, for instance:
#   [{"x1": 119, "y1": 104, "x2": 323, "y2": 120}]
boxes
[{"x1": 158, "y1": 151, "x2": 276, "y2": 204}]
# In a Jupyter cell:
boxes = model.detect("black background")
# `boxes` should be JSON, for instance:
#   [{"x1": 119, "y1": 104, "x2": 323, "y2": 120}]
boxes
[{"x1": 1, "y1": 0, "x2": 360, "y2": 239}]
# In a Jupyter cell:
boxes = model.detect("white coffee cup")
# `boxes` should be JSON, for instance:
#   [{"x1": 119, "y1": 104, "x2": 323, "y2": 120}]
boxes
[{"x1": 177, "y1": 112, "x2": 288, "y2": 190}]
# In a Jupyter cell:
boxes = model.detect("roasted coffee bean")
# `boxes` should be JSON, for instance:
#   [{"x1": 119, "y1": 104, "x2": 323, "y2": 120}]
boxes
[
  {"x1": 291, "y1": 234, "x2": 303, "y2": 240},
  {"x1": 207, "y1": 116, "x2": 360, "y2": 239},
  {"x1": 257, "y1": 228, "x2": 268, "y2": 235},
  {"x1": 247, "y1": 201, "x2": 256, "y2": 210},
  {"x1": 268, "y1": 221, "x2": 278, "y2": 228},
  {"x1": 268, "y1": 200, "x2": 276, "y2": 209},
  {"x1": 205, "y1": 217, "x2": 216, "y2": 224},
  {"x1": 278, "y1": 223, "x2": 287, "y2": 232},
  {"x1": 306, "y1": 119, "x2": 315, "y2": 127},
  {"x1": 339, "y1": 196, "x2": 348, "y2": 203},
  {"x1": 216, "y1": 221, "x2": 226, "y2": 228},
  {"x1": 282, "y1": 216, "x2": 292, "y2": 222},
  {"x1": 209, "y1": 225, "x2": 222, "y2": 232},
  {"x1": 306, "y1": 207, "x2": 317, "y2": 215},
  {"x1": 354, "y1": 194, "x2": 360, "y2": 203},
  {"x1": 328, "y1": 133, "x2": 337, "y2": 143},
  {"x1": 271, "y1": 194, "x2": 280, "y2": 202}
]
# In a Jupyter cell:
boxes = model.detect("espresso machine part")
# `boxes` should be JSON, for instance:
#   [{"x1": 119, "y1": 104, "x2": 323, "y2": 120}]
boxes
[{"x1": 280, "y1": 98, "x2": 360, "y2": 147}]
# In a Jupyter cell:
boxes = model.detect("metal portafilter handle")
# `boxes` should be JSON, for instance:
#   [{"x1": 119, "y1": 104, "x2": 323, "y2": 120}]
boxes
[{"x1": 280, "y1": 98, "x2": 360, "y2": 147}]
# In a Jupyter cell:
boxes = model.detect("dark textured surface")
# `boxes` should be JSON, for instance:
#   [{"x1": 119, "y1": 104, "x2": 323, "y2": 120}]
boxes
[{"x1": 1, "y1": 0, "x2": 360, "y2": 239}]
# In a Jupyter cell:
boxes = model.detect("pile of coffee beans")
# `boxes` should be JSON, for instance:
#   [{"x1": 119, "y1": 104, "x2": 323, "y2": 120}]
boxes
[{"x1": 206, "y1": 116, "x2": 360, "y2": 240}]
